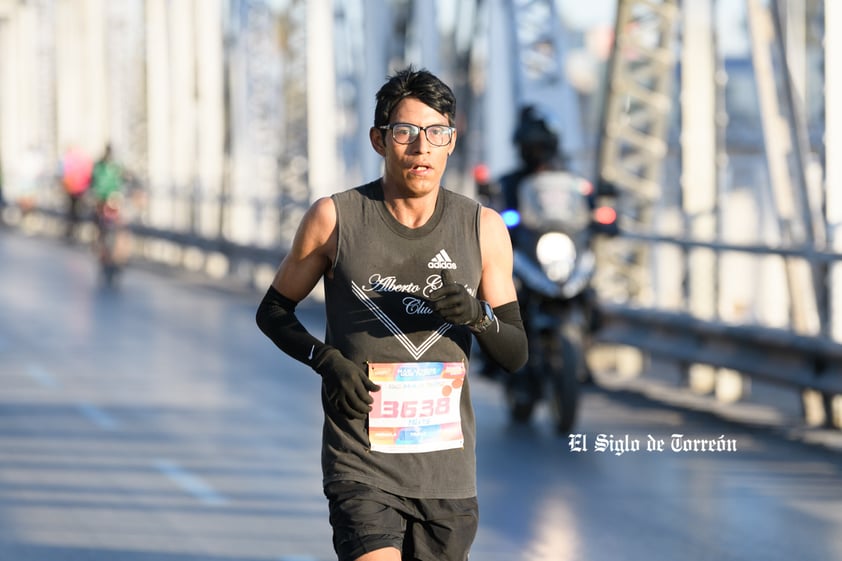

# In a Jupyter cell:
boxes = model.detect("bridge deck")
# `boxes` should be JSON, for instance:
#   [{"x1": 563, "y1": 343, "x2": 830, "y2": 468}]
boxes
[{"x1": 1, "y1": 230, "x2": 840, "y2": 561}]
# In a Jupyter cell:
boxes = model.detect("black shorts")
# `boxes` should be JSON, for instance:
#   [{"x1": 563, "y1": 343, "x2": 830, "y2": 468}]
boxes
[{"x1": 324, "y1": 480, "x2": 478, "y2": 561}]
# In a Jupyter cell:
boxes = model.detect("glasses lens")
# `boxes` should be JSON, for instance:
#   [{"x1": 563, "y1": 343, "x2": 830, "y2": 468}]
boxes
[
  {"x1": 387, "y1": 123, "x2": 453, "y2": 146},
  {"x1": 391, "y1": 124, "x2": 418, "y2": 144},
  {"x1": 425, "y1": 125, "x2": 452, "y2": 146}
]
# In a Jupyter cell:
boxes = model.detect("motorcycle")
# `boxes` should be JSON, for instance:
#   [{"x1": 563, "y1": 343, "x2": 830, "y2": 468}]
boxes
[
  {"x1": 94, "y1": 191, "x2": 132, "y2": 286},
  {"x1": 492, "y1": 170, "x2": 617, "y2": 434}
]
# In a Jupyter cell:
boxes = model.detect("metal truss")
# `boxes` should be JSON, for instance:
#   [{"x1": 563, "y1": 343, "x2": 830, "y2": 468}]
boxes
[
  {"x1": 595, "y1": 0, "x2": 680, "y2": 202},
  {"x1": 592, "y1": 0, "x2": 681, "y2": 305}
]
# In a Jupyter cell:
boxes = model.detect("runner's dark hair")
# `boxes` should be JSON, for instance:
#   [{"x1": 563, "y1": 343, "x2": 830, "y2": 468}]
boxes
[{"x1": 373, "y1": 65, "x2": 456, "y2": 128}]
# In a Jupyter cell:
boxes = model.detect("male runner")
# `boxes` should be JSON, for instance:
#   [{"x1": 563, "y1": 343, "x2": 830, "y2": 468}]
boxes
[{"x1": 256, "y1": 66, "x2": 527, "y2": 561}]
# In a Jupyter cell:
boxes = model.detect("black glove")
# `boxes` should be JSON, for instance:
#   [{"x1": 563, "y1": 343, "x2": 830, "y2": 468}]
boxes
[
  {"x1": 314, "y1": 348, "x2": 381, "y2": 420},
  {"x1": 428, "y1": 270, "x2": 483, "y2": 326}
]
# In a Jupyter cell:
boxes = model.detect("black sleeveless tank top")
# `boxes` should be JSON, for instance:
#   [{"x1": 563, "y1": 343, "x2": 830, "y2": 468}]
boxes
[{"x1": 322, "y1": 179, "x2": 482, "y2": 499}]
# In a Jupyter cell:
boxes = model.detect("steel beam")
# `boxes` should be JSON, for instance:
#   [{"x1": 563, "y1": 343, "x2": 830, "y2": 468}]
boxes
[{"x1": 828, "y1": 0, "x2": 842, "y2": 342}]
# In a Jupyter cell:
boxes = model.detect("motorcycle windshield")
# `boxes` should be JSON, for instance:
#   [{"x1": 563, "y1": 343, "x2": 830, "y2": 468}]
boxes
[{"x1": 518, "y1": 171, "x2": 591, "y2": 232}]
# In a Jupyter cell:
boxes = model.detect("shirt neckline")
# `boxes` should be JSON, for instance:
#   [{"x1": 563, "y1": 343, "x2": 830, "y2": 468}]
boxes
[{"x1": 370, "y1": 179, "x2": 446, "y2": 239}]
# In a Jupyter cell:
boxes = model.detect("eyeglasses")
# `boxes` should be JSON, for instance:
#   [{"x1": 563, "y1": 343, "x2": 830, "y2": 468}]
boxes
[{"x1": 378, "y1": 122, "x2": 455, "y2": 147}]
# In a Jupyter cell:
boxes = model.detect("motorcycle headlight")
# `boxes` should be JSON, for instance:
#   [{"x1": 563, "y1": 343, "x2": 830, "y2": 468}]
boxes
[{"x1": 536, "y1": 232, "x2": 577, "y2": 283}]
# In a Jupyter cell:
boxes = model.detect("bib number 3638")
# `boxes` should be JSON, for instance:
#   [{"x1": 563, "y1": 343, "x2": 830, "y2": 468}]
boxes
[{"x1": 367, "y1": 362, "x2": 465, "y2": 454}]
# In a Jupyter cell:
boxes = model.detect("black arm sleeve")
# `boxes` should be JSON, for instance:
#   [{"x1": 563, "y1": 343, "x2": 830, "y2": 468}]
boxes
[
  {"x1": 474, "y1": 301, "x2": 528, "y2": 373},
  {"x1": 255, "y1": 286, "x2": 332, "y2": 370}
]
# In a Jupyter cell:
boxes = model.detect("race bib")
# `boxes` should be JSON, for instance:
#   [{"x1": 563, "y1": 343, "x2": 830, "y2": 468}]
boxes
[{"x1": 368, "y1": 362, "x2": 466, "y2": 454}]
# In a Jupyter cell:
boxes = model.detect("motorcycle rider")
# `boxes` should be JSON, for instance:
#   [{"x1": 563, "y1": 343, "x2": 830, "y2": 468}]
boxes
[
  {"x1": 479, "y1": 105, "x2": 602, "y2": 396},
  {"x1": 498, "y1": 105, "x2": 572, "y2": 215},
  {"x1": 90, "y1": 144, "x2": 129, "y2": 283}
]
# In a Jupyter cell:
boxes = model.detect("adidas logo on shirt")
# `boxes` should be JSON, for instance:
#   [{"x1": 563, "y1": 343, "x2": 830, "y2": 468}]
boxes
[{"x1": 428, "y1": 249, "x2": 457, "y2": 269}]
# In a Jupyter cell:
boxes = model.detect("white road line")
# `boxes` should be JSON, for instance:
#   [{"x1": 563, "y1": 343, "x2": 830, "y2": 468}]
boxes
[
  {"x1": 153, "y1": 459, "x2": 227, "y2": 506},
  {"x1": 25, "y1": 363, "x2": 60, "y2": 389},
  {"x1": 76, "y1": 403, "x2": 120, "y2": 431}
]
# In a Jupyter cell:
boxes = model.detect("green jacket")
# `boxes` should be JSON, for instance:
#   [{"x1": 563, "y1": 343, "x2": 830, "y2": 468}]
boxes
[{"x1": 91, "y1": 160, "x2": 122, "y2": 201}]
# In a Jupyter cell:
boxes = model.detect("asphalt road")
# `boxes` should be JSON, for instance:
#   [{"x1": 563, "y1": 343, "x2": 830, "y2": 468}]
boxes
[{"x1": 1, "y1": 229, "x2": 841, "y2": 561}]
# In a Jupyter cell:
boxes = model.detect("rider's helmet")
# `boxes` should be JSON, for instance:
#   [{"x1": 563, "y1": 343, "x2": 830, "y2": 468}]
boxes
[{"x1": 512, "y1": 105, "x2": 561, "y2": 172}]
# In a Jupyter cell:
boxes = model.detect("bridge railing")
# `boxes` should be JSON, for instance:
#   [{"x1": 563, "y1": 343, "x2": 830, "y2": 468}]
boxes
[
  {"x1": 8, "y1": 204, "x2": 842, "y2": 429},
  {"x1": 596, "y1": 304, "x2": 842, "y2": 389},
  {"x1": 4, "y1": 205, "x2": 286, "y2": 288},
  {"x1": 592, "y1": 230, "x2": 842, "y2": 429}
]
